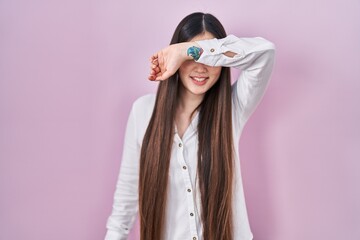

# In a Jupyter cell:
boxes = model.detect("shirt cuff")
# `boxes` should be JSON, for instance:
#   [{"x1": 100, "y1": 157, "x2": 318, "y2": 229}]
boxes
[
  {"x1": 194, "y1": 38, "x2": 221, "y2": 66},
  {"x1": 194, "y1": 34, "x2": 244, "y2": 66}
]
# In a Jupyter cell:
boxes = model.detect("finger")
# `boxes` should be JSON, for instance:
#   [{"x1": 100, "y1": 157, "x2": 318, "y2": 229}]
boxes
[
  {"x1": 153, "y1": 71, "x2": 163, "y2": 81},
  {"x1": 151, "y1": 58, "x2": 158, "y2": 64},
  {"x1": 150, "y1": 64, "x2": 160, "y2": 75},
  {"x1": 148, "y1": 75, "x2": 156, "y2": 81},
  {"x1": 149, "y1": 71, "x2": 159, "y2": 80},
  {"x1": 150, "y1": 56, "x2": 159, "y2": 65},
  {"x1": 150, "y1": 69, "x2": 158, "y2": 75},
  {"x1": 149, "y1": 66, "x2": 160, "y2": 74},
  {"x1": 157, "y1": 52, "x2": 165, "y2": 72},
  {"x1": 152, "y1": 67, "x2": 161, "y2": 74},
  {"x1": 150, "y1": 54, "x2": 157, "y2": 60}
]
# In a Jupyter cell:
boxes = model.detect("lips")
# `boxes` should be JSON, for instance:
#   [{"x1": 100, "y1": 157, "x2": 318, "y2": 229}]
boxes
[{"x1": 190, "y1": 76, "x2": 209, "y2": 86}]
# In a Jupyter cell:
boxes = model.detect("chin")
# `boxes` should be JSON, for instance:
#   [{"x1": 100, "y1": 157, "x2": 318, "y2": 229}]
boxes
[{"x1": 186, "y1": 84, "x2": 213, "y2": 96}]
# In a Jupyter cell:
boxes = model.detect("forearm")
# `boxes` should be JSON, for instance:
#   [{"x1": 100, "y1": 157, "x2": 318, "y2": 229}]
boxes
[{"x1": 194, "y1": 34, "x2": 275, "y2": 69}]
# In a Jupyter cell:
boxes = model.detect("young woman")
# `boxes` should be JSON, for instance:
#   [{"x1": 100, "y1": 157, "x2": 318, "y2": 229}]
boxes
[{"x1": 105, "y1": 12, "x2": 275, "y2": 240}]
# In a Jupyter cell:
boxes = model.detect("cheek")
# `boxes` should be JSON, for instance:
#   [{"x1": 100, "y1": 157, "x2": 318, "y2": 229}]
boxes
[
  {"x1": 178, "y1": 63, "x2": 191, "y2": 78},
  {"x1": 210, "y1": 67, "x2": 222, "y2": 81}
]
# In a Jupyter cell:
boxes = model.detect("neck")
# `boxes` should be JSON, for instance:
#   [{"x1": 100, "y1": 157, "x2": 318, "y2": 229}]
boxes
[{"x1": 177, "y1": 86, "x2": 204, "y2": 115}]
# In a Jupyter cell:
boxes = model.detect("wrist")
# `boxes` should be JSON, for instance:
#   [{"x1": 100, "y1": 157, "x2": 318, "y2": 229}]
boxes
[
  {"x1": 186, "y1": 42, "x2": 204, "y2": 61},
  {"x1": 182, "y1": 42, "x2": 203, "y2": 61}
]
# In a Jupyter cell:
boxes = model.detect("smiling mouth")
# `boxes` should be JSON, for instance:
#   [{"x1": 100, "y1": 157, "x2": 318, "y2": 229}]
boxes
[{"x1": 190, "y1": 77, "x2": 209, "y2": 82}]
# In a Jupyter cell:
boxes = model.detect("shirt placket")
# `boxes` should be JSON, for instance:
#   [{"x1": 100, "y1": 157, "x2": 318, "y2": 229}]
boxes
[{"x1": 175, "y1": 134, "x2": 199, "y2": 240}]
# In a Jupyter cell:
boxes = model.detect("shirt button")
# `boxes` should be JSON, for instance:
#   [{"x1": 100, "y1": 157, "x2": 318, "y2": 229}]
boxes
[
  {"x1": 187, "y1": 189, "x2": 191, "y2": 192},
  {"x1": 190, "y1": 212, "x2": 194, "y2": 216},
  {"x1": 183, "y1": 166, "x2": 187, "y2": 170},
  {"x1": 210, "y1": 48, "x2": 215, "y2": 52},
  {"x1": 178, "y1": 143, "x2": 182, "y2": 147},
  {"x1": 193, "y1": 237, "x2": 197, "y2": 240}
]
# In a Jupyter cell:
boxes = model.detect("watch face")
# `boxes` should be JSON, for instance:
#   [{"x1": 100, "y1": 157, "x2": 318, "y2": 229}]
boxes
[{"x1": 187, "y1": 46, "x2": 203, "y2": 61}]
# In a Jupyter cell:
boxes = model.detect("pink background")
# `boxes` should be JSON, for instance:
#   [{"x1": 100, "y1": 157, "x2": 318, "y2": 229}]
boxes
[{"x1": 1, "y1": 0, "x2": 359, "y2": 239}]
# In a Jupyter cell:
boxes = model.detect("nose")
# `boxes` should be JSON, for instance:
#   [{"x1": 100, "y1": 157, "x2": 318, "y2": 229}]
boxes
[{"x1": 194, "y1": 63, "x2": 208, "y2": 73}]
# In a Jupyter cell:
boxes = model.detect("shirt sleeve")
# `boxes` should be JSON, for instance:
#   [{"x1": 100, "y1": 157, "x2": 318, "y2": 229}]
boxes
[
  {"x1": 105, "y1": 104, "x2": 140, "y2": 240},
  {"x1": 195, "y1": 34, "x2": 276, "y2": 128}
]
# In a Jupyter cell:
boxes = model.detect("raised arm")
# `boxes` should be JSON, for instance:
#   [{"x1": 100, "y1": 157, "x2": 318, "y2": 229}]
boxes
[
  {"x1": 194, "y1": 34, "x2": 276, "y2": 127},
  {"x1": 148, "y1": 34, "x2": 275, "y2": 129},
  {"x1": 195, "y1": 35, "x2": 275, "y2": 240},
  {"x1": 105, "y1": 105, "x2": 140, "y2": 240}
]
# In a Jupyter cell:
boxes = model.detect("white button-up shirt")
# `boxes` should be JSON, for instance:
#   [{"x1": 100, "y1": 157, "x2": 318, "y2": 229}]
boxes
[{"x1": 105, "y1": 34, "x2": 276, "y2": 240}]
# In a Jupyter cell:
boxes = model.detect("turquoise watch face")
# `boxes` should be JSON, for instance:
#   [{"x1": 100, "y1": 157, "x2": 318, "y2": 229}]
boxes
[{"x1": 187, "y1": 46, "x2": 203, "y2": 61}]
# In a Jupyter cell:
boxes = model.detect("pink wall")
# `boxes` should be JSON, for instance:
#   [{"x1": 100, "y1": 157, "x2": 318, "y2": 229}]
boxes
[{"x1": 1, "y1": 0, "x2": 359, "y2": 239}]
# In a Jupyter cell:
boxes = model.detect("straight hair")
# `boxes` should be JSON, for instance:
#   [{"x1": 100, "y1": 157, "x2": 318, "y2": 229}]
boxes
[{"x1": 139, "y1": 12, "x2": 235, "y2": 240}]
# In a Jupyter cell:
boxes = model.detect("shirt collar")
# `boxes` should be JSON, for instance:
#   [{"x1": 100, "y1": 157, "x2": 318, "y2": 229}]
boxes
[{"x1": 174, "y1": 110, "x2": 200, "y2": 141}]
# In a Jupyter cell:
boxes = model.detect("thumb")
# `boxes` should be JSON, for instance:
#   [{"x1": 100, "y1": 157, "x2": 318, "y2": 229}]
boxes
[{"x1": 155, "y1": 70, "x2": 172, "y2": 81}]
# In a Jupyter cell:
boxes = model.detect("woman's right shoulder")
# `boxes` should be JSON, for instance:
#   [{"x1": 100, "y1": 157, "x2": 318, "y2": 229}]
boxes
[
  {"x1": 132, "y1": 93, "x2": 156, "y2": 111},
  {"x1": 129, "y1": 93, "x2": 156, "y2": 141},
  {"x1": 130, "y1": 93, "x2": 157, "y2": 126}
]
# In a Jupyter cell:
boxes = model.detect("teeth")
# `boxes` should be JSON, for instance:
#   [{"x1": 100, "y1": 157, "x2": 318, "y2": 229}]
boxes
[{"x1": 192, "y1": 77, "x2": 207, "y2": 82}]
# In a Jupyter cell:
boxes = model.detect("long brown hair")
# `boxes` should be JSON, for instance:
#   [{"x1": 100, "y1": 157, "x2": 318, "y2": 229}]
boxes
[{"x1": 139, "y1": 12, "x2": 234, "y2": 240}]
